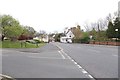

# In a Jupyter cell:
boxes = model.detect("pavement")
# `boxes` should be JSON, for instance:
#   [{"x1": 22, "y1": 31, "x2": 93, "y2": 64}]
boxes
[{"x1": 1, "y1": 42, "x2": 119, "y2": 79}]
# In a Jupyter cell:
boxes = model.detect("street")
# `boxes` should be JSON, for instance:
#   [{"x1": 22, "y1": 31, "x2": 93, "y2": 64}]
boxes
[{"x1": 1, "y1": 42, "x2": 118, "y2": 79}]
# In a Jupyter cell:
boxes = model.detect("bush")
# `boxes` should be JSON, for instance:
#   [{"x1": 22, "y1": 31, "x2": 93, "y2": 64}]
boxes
[
  {"x1": 26, "y1": 40, "x2": 36, "y2": 44},
  {"x1": 33, "y1": 39, "x2": 41, "y2": 43},
  {"x1": 80, "y1": 37, "x2": 90, "y2": 44}
]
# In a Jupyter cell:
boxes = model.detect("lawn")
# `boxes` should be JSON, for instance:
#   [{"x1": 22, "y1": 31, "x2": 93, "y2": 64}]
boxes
[{"x1": 0, "y1": 40, "x2": 46, "y2": 48}]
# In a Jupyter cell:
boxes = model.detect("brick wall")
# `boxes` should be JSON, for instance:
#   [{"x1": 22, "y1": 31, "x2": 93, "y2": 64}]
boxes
[{"x1": 90, "y1": 41, "x2": 120, "y2": 46}]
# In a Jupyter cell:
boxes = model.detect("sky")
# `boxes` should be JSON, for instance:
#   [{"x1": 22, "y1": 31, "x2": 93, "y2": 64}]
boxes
[{"x1": 0, "y1": 0, "x2": 119, "y2": 33}]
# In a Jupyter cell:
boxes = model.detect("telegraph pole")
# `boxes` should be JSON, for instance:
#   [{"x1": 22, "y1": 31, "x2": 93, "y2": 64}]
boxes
[{"x1": 118, "y1": 1, "x2": 120, "y2": 21}]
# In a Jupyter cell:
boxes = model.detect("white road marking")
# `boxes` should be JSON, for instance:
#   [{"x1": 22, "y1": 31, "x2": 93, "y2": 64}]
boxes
[
  {"x1": 71, "y1": 60, "x2": 74, "y2": 62},
  {"x1": 81, "y1": 69, "x2": 88, "y2": 74},
  {"x1": 0, "y1": 74, "x2": 13, "y2": 79},
  {"x1": 55, "y1": 44, "x2": 95, "y2": 79},
  {"x1": 58, "y1": 51, "x2": 65, "y2": 59},
  {"x1": 82, "y1": 71, "x2": 88, "y2": 74},
  {"x1": 88, "y1": 75, "x2": 94, "y2": 78},
  {"x1": 77, "y1": 65, "x2": 82, "y2": 68},
  {"x1": 74, "y1": 62, "x2": 77, "y2": 65}
]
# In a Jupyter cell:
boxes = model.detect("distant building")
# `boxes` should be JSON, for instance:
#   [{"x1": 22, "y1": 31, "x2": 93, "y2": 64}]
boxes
[
  {"x1": 60, "y1": 30, "x2": 74, "y2": 43},
  {"x1": 60, "y1": 25, "x2": 82, "y2": 43},
  {"x1": 39, "y1": 35, "x2": 49, "y2": 43},
  {"x1": 42, "y1": 35, "x2": 49, "y2": 43},
  {"x1": 34, "y1": 34, "x2": 49, "y2": 43}
]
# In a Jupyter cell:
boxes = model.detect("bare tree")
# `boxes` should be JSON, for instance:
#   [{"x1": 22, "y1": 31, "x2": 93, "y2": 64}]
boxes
[
  {"x1": 97, "y1": 19, "x2": 108, "y2": 31},
  {"x1": 91, "y1": 22, "x2": 98, "y2": 31},
  {"x1": 84, "y1": 22, "x2": 90, "y2": 32},
  {"x1": 106, "y1": 12, "x2": 118, "y2": 22},
  {"x1": 106, "y1": 13, "x2": 112, "y2": 22}
]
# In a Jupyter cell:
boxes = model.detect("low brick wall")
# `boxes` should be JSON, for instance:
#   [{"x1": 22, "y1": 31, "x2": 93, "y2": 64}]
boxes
[{"x1": 90, "y1": 41, "x2": 120, "y2": 46}]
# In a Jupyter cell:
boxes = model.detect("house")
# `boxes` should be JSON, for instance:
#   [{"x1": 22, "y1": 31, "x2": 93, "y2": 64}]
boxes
[
  {"x1": 60, "y1": 30, "x2": 74, "y2": 43},
  {"x1": 49, "y1": 34, "x2": 55, "y2": 42},
  {"x1": 60, "y1": 25, "x2": 83, "y2": 43},
  {"x1": 42, "y1": 35, "x2": 49, "y2": 42},
  {"x1": 37, "y1": 34, "x2": 49, "y2": 43}
]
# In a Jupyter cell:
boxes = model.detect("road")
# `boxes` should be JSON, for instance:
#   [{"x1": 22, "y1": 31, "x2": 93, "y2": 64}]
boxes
[
  {"x1": 55, "y1": 43, "x2": 118, "y2": 78},
  {"x1": 1, "y1": 42, "x2": 119, "y2": 79}
]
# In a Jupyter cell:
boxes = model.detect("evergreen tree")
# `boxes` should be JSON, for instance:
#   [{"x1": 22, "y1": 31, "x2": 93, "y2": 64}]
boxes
[
  {"x1": 106, "y1": 21, "x2": 115, "y2": 38},
  {"x1": 113, "y1": 17, "x2": 120, "y2": 39}
]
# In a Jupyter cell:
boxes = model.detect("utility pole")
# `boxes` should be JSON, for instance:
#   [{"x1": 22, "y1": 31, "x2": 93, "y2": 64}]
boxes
[
  {"x1": 118, "y1": 1, "x2": 120, "y2": 21},
  {"x1": 98, "y1": 23, "x2": 100, "y2": 45}
]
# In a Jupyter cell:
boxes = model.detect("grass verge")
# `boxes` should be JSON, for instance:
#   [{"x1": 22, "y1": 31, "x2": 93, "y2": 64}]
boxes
[{"x1": 0, "y1": 40, "x2": 46, "y2": 48}]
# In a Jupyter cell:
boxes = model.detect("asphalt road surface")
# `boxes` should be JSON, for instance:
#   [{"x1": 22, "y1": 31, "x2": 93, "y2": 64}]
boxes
[{"x1": 1, "y1": 42, "x2": 119, "y2": 79}]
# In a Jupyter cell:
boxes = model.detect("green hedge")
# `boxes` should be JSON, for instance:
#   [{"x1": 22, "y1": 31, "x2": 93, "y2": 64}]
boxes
[
  {"x1": 80, "y1": 37, "x2": 90, "y2": 44},
  {"x1": 72, "y1": 37, "x2": 90, "y2": 43}
]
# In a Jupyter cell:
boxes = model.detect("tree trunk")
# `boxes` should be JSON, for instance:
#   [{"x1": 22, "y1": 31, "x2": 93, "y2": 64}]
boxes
[{"x1": 1, "y1": 35, "x2": 5, "y2": 41}]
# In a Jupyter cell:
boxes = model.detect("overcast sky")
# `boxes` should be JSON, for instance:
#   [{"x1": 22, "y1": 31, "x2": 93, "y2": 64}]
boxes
[{"x1": 0, "y1": 0, "x2": 119, "y2": 33}]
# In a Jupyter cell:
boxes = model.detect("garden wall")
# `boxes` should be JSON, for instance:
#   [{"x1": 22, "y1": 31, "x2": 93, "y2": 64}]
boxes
[{"x1": 89, "y1": 41, "x2": 120, "y2": 46}]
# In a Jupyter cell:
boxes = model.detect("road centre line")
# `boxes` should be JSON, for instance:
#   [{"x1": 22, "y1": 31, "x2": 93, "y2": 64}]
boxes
[
  {"x1": 58, "y1": 51, "x2": 65, "y2": 59},
  {"x1": 88, "y1": 75, "x2": 94, "y2": 78},
  {"x1": 77, "y1": 65, "x2": 82, "y2": 68},
  {"x1": 55, "y1": 44, "x2": 96, "y2": 79}
]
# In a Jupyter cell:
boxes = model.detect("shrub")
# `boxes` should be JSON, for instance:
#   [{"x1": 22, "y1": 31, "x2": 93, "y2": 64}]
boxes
[
  {"x1": 33, "y1": 39, "x2": 41, "y2": 43},
  {"x1": 80, "y1": 37, "x2": 90, "y2": 44},
  {"x1": 26, "y1": 40, "x2": 36, "y2": 44}
]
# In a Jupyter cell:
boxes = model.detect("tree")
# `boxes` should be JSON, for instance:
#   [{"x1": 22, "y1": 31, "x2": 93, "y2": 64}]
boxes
[
  {"x1": 1, "y1": 15, "x2": 23, "y2": 41},
  {"x1": 24, "y1": 26, "x2": 36, "y2": 36},
  {"x1": 97, "y1": 19, "x2": 108, "y2": 31},
  {"x1": 19, "y1": 26, "x2": 36, "y2": 40},
  {"x1": 4, "y1": 25, "x2": 23, "y2": 41},
  {"x1": 71, "y1": 25, "x2": 83, "y2": 39},
  {"x1": 89, "y1": 28, "x2": 97, "y2": 40},
  {"x1": 106, "y1": 21, "x2": 115, "y2": 38},
  {"x1": 38, "y1": 30, "x2": 47, "y2": 39},
  {"x1": 54, "y1": 33, "x2": 64, "y2": 42},
  {"x1": 113, "y1": 17, "x2": 120, "y2": 39},
  {"x1": 84, "y1": 23, "x2": 90, "y2": 32},
  {"x1": 1, "y1": 15, "x2": 19, "y2": 28}
]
